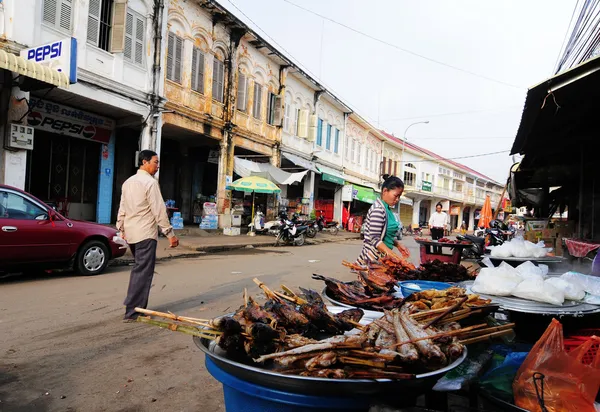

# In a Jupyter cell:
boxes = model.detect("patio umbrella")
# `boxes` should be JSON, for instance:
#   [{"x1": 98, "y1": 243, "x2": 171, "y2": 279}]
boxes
[
  {"x1": 226, "y1": 176, "x2": 281, "y2": 227},
  {"x1": 478, "y1": 195, "x2": 493, "y2": 229}
]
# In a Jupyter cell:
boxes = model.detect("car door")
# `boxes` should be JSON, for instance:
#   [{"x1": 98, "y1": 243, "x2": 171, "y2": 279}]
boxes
[{"x1": 0, "y1": 189, "x2": 74, "y2": 265}]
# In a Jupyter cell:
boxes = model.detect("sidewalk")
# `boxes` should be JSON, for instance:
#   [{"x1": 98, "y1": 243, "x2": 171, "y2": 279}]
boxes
[{"x1": 111, "y1": 231, "x2": 361, "y2": 266}]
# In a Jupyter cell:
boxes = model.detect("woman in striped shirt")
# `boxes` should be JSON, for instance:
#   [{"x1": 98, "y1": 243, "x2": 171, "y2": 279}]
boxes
[{"x1": 356, "y1": 175, "x2": 409, "y2": 265}]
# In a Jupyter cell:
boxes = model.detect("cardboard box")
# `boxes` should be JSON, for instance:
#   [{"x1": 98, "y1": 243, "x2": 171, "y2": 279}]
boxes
[
  {"x1": 526, "y1": 220, "x2": 548, "y2": 231},
  {"x1": 525, "y1": 231, "x2": 543, "y2": 242},
  {"x1": 223, "y1": 227, "x2": 241, "y2": 236}
]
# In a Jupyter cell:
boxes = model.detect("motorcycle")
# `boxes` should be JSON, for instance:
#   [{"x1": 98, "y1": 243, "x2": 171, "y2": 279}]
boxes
[
  {"x1": 456, "y1": 233, "x2": 486, "y2": 259},
  {"x1": 316, "y1": 211, "x2": 339, "y2": 235},
  {"x1": 291, "y1": 213, "x2": 317, "y2": 238},
  {"x1": 275, "y1": 212, "x2": 309, "y2": 246},
  {"x1": 402, "y1": 224, "x2": 422, "y2": 236},
  {"x1": 457, "y1": 220, "x2": 515, "y2": 259}
]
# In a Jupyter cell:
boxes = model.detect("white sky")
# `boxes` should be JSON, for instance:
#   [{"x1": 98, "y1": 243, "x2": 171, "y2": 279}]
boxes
[{"x1": 219, "y1": 0, "x2": 575, "y2": 182}]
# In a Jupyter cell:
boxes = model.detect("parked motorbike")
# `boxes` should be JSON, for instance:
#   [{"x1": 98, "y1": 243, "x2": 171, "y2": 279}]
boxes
[
  {"x1": 456, "y1": 233, "x2": 486, "y2": 259},
  {"x1": 402, "y1": 224, "x2": 422, "y2": 236},
  {"x1": 291, "y1": 213, "x2": 317, "y2": 238},
  {"x1": 457, "y1": 220, "x2": 513, "y2": 259},
  {"x1": 248, "y1": 210, "x2": 270, "y2": 235},
  {"x1": 316, "y1": 211, "x2": 339, "y2": 235},
  {"x1": 275, "y1": 212, "x2": 309, "y2": 246}
]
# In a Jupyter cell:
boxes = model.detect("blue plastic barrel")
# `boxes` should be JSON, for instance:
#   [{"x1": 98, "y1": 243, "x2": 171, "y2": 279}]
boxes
[{"x1": 205, "y1": 357, "x2": 376, "y2": 412}]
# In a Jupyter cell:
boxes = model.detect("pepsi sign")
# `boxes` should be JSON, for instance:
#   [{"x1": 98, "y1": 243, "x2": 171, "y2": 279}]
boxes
[
  {"x1": 26, "y1": 97, "x2": 114, "y2": 144},
  {"x1": 21, "y1": 38, "x2": 77, "y2": 84}
]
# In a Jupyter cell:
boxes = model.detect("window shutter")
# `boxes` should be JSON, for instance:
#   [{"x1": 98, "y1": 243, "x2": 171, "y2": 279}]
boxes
[
  {"x1": 252, "y1": 83, "x2": 262, "y2": 118},
  {"x1": 394, "y1": 161, "x2": 398, "y2": 176},
  {"x1": 174, "y1": 36, "x2": 183, "y2": 83},
  {"x1": 43, "y1": 0, "x2": 58, "y2": 25},
  {"x1": 123, "y1": 11, "x2": 134, "y2": 60},
  {"x1": 382, "y1": 156, "x2": 387, "y2": 174},
  {"x1": 59, "y1": 0, "x2": 73, "y2": 31},
  {"x1": 283, "y1": 98, "x2": 291, "y2": 131},
  {"x1": 237, "y1": 73, "x2": 247, "y2": 111},
  {"x1": 87, "y1": 0, "x2": 101, "y2": 45},
  {"x1": 307, "y1": 114, "x2": 317, "y2": 141},
  {"x1": 110, "y1": 0, "x2": 127, "y2": 53},
  {"x1": 325, "y1": 124, "x2": 332, "y2": 150},
  {"x1": 334, "y1": 129, "x2": 340, "y2": 153},
  {"x1": 273, "y1": 95, "x2": 283, "y2": 125},
  {"x1": 134, "y1": 15, "x2": 145, "y2": 64},
  {"x1": 388, "y1": 159, "x2": 392, "y2": 175},
  {"x1": 316, "y1": 118, "x2": 323, "y2": 146},
  {"x1": 166, "y1": 32, "x2": 175, "y2": 81},
  {"x1": 191, "y1": 48, "x2": 204, "y2": 93},
  {"x1": 213, "y1": 59, "x2": 224, "y2": 102},
  {"x1": 298, "y1": 110, "x2": 308, "y2": 137},
  {"x1": 345, "y1": 135, "x2": 350, "y2": 158}
]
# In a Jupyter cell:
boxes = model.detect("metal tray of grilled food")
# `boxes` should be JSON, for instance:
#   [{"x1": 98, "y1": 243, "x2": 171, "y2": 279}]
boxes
[
  {"x1": 458, "y1": 281, "x2": 600, "y2": 316},
  {"x1": 193, "y1": 308, "x2": 468, "y2": 397},
  {"x1": 321, "y1": 287, "x2": 387, "y2": 319}
]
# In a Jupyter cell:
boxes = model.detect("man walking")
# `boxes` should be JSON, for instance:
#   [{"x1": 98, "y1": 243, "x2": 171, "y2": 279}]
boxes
[
  {"x1": 117, "y1": 150, "x2": 179, "y2": 322},
  {"x1": 428, "y1": 202, "x2": 448, "y2": 253}
]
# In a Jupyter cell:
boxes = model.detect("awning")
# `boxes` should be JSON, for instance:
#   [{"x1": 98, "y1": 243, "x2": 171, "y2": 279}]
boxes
[
  {"x1": 400, "y1": 197, "x2": 414, "y2": 206},
  {"x1": 352, "y1": 185, "x2": 377, "y2": 204},
  {"x1": 343, "y1": 173, "x2": 379, "y2": 192},
  {"x1": 234, "y1": 157, "x2": 307, "y2": 185},
  {"x1": 317, "y1": 164, "x2": 345, "y2": 185},
  {"x1": 0, "y1": 49, "x2": 69, "y2": 89},
  {"x1": 281, "y1": 152, "x2": 320, "y2": 174}
]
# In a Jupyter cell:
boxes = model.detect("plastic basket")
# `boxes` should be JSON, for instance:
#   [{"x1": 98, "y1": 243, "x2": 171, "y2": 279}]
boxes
[{"x1": 564, "y1": 329, "x2": 600, "y2": 365}]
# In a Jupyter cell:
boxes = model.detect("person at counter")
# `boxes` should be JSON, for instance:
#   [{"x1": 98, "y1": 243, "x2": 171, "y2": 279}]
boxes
[
  {"x1": 429, "y1": 202, "x2": 448, "y2": 253},
  {"x1": 356, "y1": 175, "x2": 409, "y2": 265}
]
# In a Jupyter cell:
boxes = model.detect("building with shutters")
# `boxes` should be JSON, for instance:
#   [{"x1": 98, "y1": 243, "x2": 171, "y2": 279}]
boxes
[{"x1": 0, "y1": 0, "x2": 164, "y2": 224}]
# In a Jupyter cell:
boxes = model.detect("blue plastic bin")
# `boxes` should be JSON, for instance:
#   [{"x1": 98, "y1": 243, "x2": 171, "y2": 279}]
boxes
[
  {"x1": 205, "y1": 357, "x2": 377, "y2": 412},
  {"x1": 398, "y1": 280, "x2": 452, "y2": 297}
]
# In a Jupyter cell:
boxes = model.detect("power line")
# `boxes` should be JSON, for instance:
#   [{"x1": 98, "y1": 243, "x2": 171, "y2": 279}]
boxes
[
  {"x1": 400, "y1": 150, "x2": 510, "y2": 163},
  {"x1": 410, "y1": 136, "x2": 513, "y2": 141},
  {"x1": 225, "y1": 0, "x2": 381, "y2": 127},
  {"x1": 279, "y1": 0, "x2": 525, "y2": 90},
  {"x1": 554, "y1": 0, "x2": 582, "y2": 74},
  {"x1": 381, "y1": 106, "x2": 520, "y2": 122}
]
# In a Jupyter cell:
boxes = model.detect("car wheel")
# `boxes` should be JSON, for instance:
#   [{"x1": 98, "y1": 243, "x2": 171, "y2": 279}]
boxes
[{"x1": 76, "y1": 240, "x2": 109, "y2": 275}]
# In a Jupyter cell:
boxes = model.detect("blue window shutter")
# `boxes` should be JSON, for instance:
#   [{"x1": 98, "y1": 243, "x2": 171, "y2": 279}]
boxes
[
  {"x1": 334, "y1": 128, "x2": 340, "y2": 153},
  {"x1": 326, "y1": 124, "x2": 332, "y2": 150},
  {"x1": 317, "y1": 118, "x2": 323, "y2": 146}
]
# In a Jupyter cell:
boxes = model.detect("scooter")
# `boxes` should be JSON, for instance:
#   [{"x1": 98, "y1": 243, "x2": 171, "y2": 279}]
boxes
[
  {"x1": 456, "y1": 233, "x2": 486, "y2": 259},
  {"x1": 316, "y1": 211, "x2": 339, "y2": 235},
  {"x1": 291, "y1": 213, "x2": 317, "y2": 238},
  {"x1": 275, "y1": 212, "x2": 309, "y2": 246},
  {"x1": 248, "y1": 210, "x2": 270, "y2": 235}
]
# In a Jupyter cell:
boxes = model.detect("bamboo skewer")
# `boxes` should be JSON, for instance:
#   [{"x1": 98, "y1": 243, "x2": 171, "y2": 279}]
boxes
[
  {"x1": 459, "y1": 329, "x2": 514, "y2": 345},
  {"x1": 280, "y1": 285, "x2": 308, "y2": 305},
  {"x1": 134, "y1": 308, "x2": 213, "y2": 328},
  {"x1": 388, "y1": 323, "x2": 488, "y2": 349},
  {"x1": 456, "y1": 323, "x2": 515, "y2": 340},
  {"x1": 253, "y1": 278, "x2": 283, "y2": 302},
  {"x1": 423, "y1": 296, "x2": 468, "y2": 329},
  {"x1": 440, "y1": 309, "x2": 484, "y2": 324},
  {"x1": 136, "y1": 317, "x2": 218, "y2": 340}
]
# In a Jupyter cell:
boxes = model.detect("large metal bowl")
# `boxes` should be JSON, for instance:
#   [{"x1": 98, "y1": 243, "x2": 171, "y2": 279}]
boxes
[{"x1": 193, "y1": 309, "x2": 467, "y2": 397}]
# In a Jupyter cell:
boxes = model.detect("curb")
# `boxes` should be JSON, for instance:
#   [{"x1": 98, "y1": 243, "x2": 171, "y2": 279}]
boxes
[{"x1": 110, "y1": 235, "x2": 360, "y2": 267}]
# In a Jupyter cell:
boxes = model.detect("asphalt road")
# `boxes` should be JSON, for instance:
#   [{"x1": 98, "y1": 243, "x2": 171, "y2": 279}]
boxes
[{"x1": 0, "y1": 238, "x2": 422, "y2": 412}]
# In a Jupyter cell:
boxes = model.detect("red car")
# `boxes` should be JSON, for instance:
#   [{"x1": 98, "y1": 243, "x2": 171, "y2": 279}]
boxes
[{"x1": 0, "y1": 185, "x2": 127, "y2": 275}]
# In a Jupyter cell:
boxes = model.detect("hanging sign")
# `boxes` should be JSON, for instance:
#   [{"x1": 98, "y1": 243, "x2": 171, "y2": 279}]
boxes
[
  {"x1": 422, "y1": 181, "x2": 432, "y2": 192},
  {"x1": 21, "y1": 37, "x2": 78, "y2": 84}
]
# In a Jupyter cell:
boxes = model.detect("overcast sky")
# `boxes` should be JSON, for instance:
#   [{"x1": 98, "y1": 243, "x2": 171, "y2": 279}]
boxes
[{"x1": 219, "y1": 0, "x2": 575, "y2": 182}]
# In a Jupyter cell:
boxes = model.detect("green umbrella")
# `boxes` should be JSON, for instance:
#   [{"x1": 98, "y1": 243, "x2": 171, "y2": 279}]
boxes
[{"x1": 227, "y1": 176, "x2": 281, "y2": 229}]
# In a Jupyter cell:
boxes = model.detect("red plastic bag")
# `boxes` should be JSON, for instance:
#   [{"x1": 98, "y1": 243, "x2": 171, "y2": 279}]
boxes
[{"x1": 513, "y1": 319, "x2": 600, "y2": 412}]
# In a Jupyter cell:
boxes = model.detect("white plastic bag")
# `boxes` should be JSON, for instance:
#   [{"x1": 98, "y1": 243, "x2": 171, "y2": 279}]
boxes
[
  {"x1": 512, "y1": 277, "x2": 565, "y2": 305},
  {"x1": 472, "y1": 268, "x2": 522, "y2": 296},
  {"x1": 480, "y1": 257, "x2": 494, "y2": 268},
  {"x1": 560, "y1": 271, "x2": 600, "y2": 296},
  {"x1": 516, "y1": 261, "x2": 546, "y2": 279},
  {"x1": 491, "y1": 244, "x2": 512, "y2": 258},
  {"x1": 545, "y1": 277, "x2": 586, "y2": 301}
]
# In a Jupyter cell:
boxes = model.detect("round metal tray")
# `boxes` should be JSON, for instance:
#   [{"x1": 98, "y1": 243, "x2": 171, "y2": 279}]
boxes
[
  {"x1": 193, "y1": 309, "x2": 467, "y2": 396},
  {"x1": 321, "y1": 287, "x2": 386, "y2": 319},
  {"x1": 459, "y1": 280, "x2": 600, "y2": 316}
]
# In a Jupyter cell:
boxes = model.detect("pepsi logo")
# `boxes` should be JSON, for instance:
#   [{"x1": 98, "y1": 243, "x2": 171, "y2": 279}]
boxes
[
  {"x1": 82, "y1": 125, "x2": 96, "y2": 139},
  {"x1": 27, "y1": 111, "x2": 43, "y2": 127}
]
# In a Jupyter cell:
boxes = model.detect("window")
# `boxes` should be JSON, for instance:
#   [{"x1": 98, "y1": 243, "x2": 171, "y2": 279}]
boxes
[
  {"x1": 345, "y1": 135, "x2": 350, "y2": 159},
  {"x1": 43, "y1": 0, "x2": 73, "y2": 32},
  {"x1": 442, "y1": 178, "x2": 450, "y2": 190},
  {"x1": 294, "y1": 108, "x2": 301, "y2": 136},
  {"x1": 87, "y1": 0, "x2": 113, "y2": 51},
  {"x1": 453, "y1": 172, "x2": 464, "y2": 179},
  {"x1": 453, "y1": 181, "x2": 463, "y2": 192},
  {"x1": 366, "y1": 148, "x2": 371, "y2": 171},
  {"x1": 357, "y1": 143, "x2": 362, "y2": 165},
  {"x1": 382, "y1": 156, "x2": 387, "y2": 173},
  {"x1": 123, "y1": 10, "x2": 145, "y2": 65},
  {"x1": 325, "y1": 124, "x2": 332, "y2": 150},
  {"x1": 266, "y1": 92, "x2": 280, "y2": 125},
  {"x1": 212, "y1": 59, "x2": 225, "y2": 103},
  {"x1": 334, "y1": 128, "x2": 340, "y2": 154},
  {"x1": 237, "y1": 73, "x2": 248, "y2": 111},
  {"x1": 316, "y1": 118, "x2": 323, "y2": 146},
  {"x1": 0, "y1": 191, "x2": 46, "y2": 220},
  {"x1": 167, "y1": 32, "x2": 183, "y2": 83},
  {"x1": 372, "y1": 152, "x2": 377, "y2": 172},
  {"x1": 252, "y1": 83, "x2": 263, "y2": 119},
  {"x1": 351, "y1": 139, "x2": 356, "y2": 162},
  {"x1": 394, "y1": 161, "x2": 398, "y2": 176},
  {"x1": 191, "y1": 47, "x2": 205, "y2": 93},
  {"x1": 388, "y1": 159, "x2": 392, "y2": 174},
  {"x1": 403, "y1": 172, "x2": 416, "y2": 187}
]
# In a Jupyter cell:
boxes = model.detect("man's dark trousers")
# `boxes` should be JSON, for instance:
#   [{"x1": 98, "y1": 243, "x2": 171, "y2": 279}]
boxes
[
  {"x1": 124, "y1": 239, "x2": 157, "y2": 319},
  {"x1": 431, "y1": 227, "x2": 444, "y2": 254}
]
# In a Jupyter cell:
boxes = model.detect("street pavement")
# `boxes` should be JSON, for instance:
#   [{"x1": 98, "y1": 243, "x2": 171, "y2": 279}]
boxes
[{"x1": 0, "y1": 238, "x2": 422, "y2": 412}]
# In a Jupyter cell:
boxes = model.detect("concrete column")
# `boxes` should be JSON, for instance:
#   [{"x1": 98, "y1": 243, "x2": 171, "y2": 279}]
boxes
[
  {"x1": 303, "y1": 171, "x2": 315, "y2": 214},
  {"x1": 96, "y1": 132, "x2": 116, "y2": 224},
  {"x1": 468, "y1": 207, "x2": 475, "y2": 231},
  {"x1": 216, "y1": 139, "x2": 233, "y2": 219},
  {"x1": 334, "y1": 186, "x2": 342, "y2": 224},
  {"x1": 412, "y1": 199, "x2": 422, "y2": 227},
  {"x1": 0, "y1": 81, "x2": 29, "y2": 189},
  {"x1": 179, "y1": 144, "x2": 192, "y2": 222}
]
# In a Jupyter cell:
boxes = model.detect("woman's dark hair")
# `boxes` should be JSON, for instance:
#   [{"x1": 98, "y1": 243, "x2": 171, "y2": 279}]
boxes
[
  {"x1": 380, "y1": 174, "x2": 405, "y2": 191},
  {"x1": 138, "y1": 150, "x2": 158, "y2": 167},
  {"x1": 436, "y1": 202, "x2": 443, "y2": 208}
]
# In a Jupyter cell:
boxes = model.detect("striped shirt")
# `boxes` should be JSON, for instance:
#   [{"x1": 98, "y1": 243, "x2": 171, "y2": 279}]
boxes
[{"x1": 357, "y1": 198, "x2": 388, "y2": 265}]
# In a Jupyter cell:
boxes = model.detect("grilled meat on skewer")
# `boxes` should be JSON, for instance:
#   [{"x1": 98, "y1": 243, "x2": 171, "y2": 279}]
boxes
[
  {"x1": 389, "y1": 310, "x2": 419, "y2": 363},
  {"x1": 300, "y1": 368, "x2": 347, "y2": 378},
  {"x1": 264, "y1": 300, "x2": 310, "y2": 332},
  {"x1": 398, "y1": 304, "x2": 448, "y2": 368}
]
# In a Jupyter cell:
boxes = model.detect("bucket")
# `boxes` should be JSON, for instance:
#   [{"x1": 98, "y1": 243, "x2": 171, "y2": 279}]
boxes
[{"x1": 206, "y1": 357, "x2": 385, "y2": 411}]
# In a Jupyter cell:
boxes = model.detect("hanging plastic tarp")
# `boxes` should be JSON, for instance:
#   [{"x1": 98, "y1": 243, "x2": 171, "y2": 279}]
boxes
[{"x1": 234, "y1": 157, "x2": 308, "y2": 185}]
